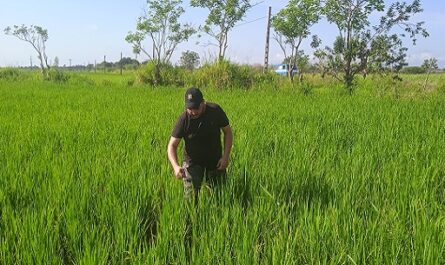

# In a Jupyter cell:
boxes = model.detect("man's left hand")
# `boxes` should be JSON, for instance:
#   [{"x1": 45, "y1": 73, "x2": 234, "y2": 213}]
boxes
[{"x1": 216, "y1": 157, "x2": 229, "y2": 170}]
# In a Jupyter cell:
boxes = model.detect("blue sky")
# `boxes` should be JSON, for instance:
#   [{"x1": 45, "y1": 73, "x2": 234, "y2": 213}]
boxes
[{"x1": 0, "y1": 0, "x2": 444, "y2": 67}]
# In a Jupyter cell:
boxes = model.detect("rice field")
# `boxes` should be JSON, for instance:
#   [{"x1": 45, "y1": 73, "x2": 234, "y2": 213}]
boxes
[{"x1": 0, "y1": 73, "x2": 445, "y2": 264}]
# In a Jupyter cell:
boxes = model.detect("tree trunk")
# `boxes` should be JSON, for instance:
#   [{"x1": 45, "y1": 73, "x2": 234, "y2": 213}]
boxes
[
  {"x1": 38, "y1": 52, "x2": 48, "y2": 78},
  {"x1": 344, "y1": 71, "x2": 354, "y2": 95}
]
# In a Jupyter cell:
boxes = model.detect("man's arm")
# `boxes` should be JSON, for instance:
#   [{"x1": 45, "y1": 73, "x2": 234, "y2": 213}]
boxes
[
  {"x1": 167, "y1": 136, "x2": 185, "y2": 179},
  {"x1": 217, "y1": 125, "x2": 233, "y2": 170}
]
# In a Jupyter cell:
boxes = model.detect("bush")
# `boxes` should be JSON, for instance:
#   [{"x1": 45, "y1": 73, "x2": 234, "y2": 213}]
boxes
[
  {"x1": 134, "y1": 60, "x2": 306, "y2": 90},
  {"x1": 135, "y1": 61, "x2": 185, "y2": 86},
  {"x1": 252, "y1": 69, "x2": 282, "y2": 89},
  {"x1": 0, "y1": 68, "x2": 24, "y2": 81},
  {"x1": 401, "y1": 66, "x2": 426, "y2": 74},
  {"x1": 188, "y1": 60, "x2": 255, "y2": 90},
  {"x1": 46, "y1": 69, "x2": 70, "y2": 82}
]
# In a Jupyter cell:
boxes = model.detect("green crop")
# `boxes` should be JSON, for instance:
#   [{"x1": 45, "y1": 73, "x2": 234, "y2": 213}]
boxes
[{"x1": 0, "y1": 73, "x2": 444, "y2": 264}]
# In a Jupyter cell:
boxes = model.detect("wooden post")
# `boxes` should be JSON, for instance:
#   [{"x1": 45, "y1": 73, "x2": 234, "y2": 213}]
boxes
[
  {"x1": 120, "y1": 52, "x2": 123, "y2": 75},
  {"x1": 264, "y1": 6, "x2": 272, "y2": 72}
]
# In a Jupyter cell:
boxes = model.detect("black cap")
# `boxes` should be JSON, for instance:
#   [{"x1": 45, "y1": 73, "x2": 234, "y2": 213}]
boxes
[{"x1": 185, "y1": 87, "x2": 203, "y2": 109}]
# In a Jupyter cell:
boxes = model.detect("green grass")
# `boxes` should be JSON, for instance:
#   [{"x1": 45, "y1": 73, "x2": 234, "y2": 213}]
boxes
[{"x1": 0, "y1": 74, "x2": 444, "y2": 264}]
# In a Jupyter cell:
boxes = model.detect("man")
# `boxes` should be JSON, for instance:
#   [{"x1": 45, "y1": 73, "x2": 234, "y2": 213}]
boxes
[{"x1": 167, "y1": 87, "x2": 233, "y2": 201}]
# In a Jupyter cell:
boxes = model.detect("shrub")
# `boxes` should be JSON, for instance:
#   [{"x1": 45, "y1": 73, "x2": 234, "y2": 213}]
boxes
[
  {"x1": 188, "y1": 61, "x2": 255, "y2": 90},
  {"x1": 252, "y1": 69, "x2": 282, "y2": 89},
  {"x1": 401, "y1": 66, "x2": 426, "y2": 74},
  {"x1": 46, "y1": 69, "x2": 70, "y2": 82},
  {"x1": 0, "y1": 68, "x2": 23, "y2": 81},
  {"x1": 135, "y1": 61, "x2": 185, "y2": 86}
]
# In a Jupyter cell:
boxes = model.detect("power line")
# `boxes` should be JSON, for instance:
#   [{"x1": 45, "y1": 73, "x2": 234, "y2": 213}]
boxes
[{"x1": 234, "y1": 16, "x2": 267, "y2": 28}]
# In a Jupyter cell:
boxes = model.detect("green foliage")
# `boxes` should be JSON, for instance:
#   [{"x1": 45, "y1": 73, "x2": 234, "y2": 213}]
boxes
[
  {"x1": 135, "y1": 61, "x2": 185, "y2": 86},
  {"x1": 4, "y1": 24, "x2": 51, "y2": 77},
  {"x1": 401, "y1": 66, "x2": 426, "y2": 74},
  {"x1": 46, "y1": 69, "x2": 70, "y2": 83},
  {"x1": 322, "y1": 0, "x2": 429, "y2": 93},
  {"x1": 188, "y1": 61, "x2": 254, "y2": 90},
  {"x1": 118, "y1": 57, "x2": 140, "y2": 68},
  {"x1": 1, "y1": 75, "x2": 445, "y2": 263},
  {"x1": 0, "y1": 68, "x2": 25, "y2": 81},
  {"x1": 272, "y1": 0, "x2": 321, "y2": 82},
  {"x1": 126, "y1": 0, "x2": 195, "y2": 65},
  {"x1": 421, "y1": 58, "x2": 439, "y2": 90},
  {"x1": 136, "y1": 61, "x2": 161, "y2": 85},
  {"x1": 272, "y1": 0, "x2": 321, "y2": 40},
  {"x1": 421, "y1": 58, "x2": 439, "y2": 72},
  {"x1": 190, "y1": 0, "x2": 251, "y2": 61},
  {"x1": 179, "y1": 50, "x2": 200, "y2": 70},
  {"x1": 53, "y1": 56, "x2": 59, "y2": 68},
  {"x1": 272, "y1": 0, "x2": 321, "y2": 80}
]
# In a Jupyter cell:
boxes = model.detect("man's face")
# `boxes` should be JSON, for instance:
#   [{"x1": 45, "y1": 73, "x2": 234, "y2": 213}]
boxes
[{"x1": 186, "y1": 102, "x2": 204, "y2": 119}]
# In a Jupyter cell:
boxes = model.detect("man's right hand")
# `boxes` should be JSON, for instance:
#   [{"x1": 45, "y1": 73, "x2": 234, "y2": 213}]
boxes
[{"x1": 174, "y1": 165, "x2": 185, "y2": 179}]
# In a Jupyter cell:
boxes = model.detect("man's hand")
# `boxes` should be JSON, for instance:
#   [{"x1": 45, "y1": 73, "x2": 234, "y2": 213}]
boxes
[
  {"x1": 216, "y1": 157, "x2": 229, "y2": 170},
  {"x1": 168, "y1": 137, "x2": 184, "y2": 180},
  {"x1": 174, "y1": 165, "x2": 185, "y2": 179}
]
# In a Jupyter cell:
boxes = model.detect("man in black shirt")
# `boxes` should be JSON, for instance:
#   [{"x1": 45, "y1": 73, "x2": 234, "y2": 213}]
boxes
[{"x1": 167, "y1": 87, "x2": 233, "y2": 200}]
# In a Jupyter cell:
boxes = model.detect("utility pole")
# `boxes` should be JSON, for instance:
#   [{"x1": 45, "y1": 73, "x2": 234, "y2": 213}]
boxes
[
  {"x1": 94, "y1": 60, "x2": 97, "y2": 73},
  {"x1": 120, "y1": 52, "x2": 123, "y2": 75},
  {"x1": 264, "y1": 6, "x2": 272, "y2": 72},
  {"x1": 103, "y1": 55, "x2": 106, "y2": 73},
  {"x1": 30, "y1": 56, "x2": 33, "y2": 68},
  {"x1": 69, "y1": 59, "x2": 72, "y2": 68}
]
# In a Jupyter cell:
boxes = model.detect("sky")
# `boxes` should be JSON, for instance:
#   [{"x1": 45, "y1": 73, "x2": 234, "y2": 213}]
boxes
[{"x1": 0, "y1": 0, "x2": 444, "y2": 68}]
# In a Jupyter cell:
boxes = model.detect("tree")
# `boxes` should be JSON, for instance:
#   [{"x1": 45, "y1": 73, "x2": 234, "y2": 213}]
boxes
[
  {"x1": 190, "y1": 0, "x2": 251, "y2": 62},
  {"x1": 4, "y1": 25, "x2": 51, "y2": 77},
  {"x1": 53, "y1": 56, "x2": 59, "y2": 68},
  {"x1": 180, "y1": 50, "x2": 200, "y2": 70},
  {"x1": 271, "y1": 0, "x2": 321, "y2": 82},
  {"x1": 421, "y1": 58, "x2": 438, "y2": 90},
  {"x1": 401, "y1": 66, "x2": 425, "y2": 74},
  {"x1": 126, "y1": 0, "x2": 195, "y2": 68},
  {"x1": 322, "y1": 0, "x2": 428, "y2": 94},
  {"x1": 283, "y1": 51, "x2": 311, "y2": 82},
  {"x1": 118, "y1": 57, "x2": 140, "y2": 66},
  {"x1": 313, "y1": 48, "x2": 332, "y2": 78}
]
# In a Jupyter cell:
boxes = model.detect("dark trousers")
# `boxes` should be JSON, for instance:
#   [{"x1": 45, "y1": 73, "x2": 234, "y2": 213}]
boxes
[{"x1": 183, "y1": 162, "x2": 226, "y2": 202}]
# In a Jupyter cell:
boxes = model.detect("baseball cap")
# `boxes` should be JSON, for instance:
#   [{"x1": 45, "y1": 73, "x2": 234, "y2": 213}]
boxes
[{"x1": 185, "y1": 87, "x2": 203, "y2": 109}]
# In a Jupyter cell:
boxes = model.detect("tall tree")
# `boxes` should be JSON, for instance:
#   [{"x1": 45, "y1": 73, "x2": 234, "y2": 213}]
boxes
[
  {"x1": 4, "y1": 25, "x2": 51, "y2": 77},
  {"x1": 190, "y1": 0, "x2": 251, "y2": 62},
  {"x1": 53, "y1": 56, "x2": 59, "y2": 68},
  {"x1": 271, "y1": 0, "x2": 321, "y2": 82},
  {"x1": 180, "y1": 50, "x2": 200, "y2": 70},
  {"x1": 126, "y1": 0, "x2": 195, "y2": 66},
  {"x1": 322, "y1": 0, "x2": 428, "y2": 94},
  {"x1": 421, "y1": 58, "x2": 438, "y2": 90}
]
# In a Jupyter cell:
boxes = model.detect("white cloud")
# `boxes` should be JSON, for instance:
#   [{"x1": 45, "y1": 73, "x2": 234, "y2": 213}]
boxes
[{"x1": 407, "y1": 52, "x2": 445, "y2": 65}]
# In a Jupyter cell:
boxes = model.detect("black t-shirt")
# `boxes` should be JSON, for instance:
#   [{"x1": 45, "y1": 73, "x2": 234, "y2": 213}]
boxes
[{"x1": 172, "y1": 102, "x2": 229, "y2": 169}]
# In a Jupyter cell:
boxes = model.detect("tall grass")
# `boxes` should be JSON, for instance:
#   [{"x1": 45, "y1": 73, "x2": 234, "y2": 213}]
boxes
[{"x1": 0, "y1": 74, "x2": 444, "y2": 264}]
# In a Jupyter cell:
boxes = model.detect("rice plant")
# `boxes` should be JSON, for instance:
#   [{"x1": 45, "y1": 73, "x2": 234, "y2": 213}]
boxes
[{"x1": 0, "y1": 74, "x2": 444, "y2": 264}]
